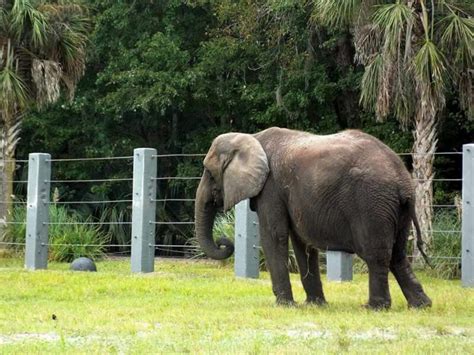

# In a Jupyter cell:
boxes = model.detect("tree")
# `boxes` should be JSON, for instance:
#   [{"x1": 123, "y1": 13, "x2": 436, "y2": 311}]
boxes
[
  {"x1": 0, "y1": 0, "x2": 89, "y2": 223},
  {"x1": 314, "y1": 0, "x2": 473, "y2": 250}
]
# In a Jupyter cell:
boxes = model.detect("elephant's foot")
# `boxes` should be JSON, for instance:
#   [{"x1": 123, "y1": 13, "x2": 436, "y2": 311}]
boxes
[
  {"x1": 305, "y1": 296, "x2": 327, "y2": 306},
  {"x1": 363, "y1": 299, "x2": 391, "y2": 311},
  {"x1": 275, "y1": 296, "x2": 296, "y2": 307},
  {"x1": 408, "y1": 294, "x2": 432, "y2": 309}
]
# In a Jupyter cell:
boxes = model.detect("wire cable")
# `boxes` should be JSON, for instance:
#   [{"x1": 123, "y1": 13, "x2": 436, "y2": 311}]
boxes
[
  {"x1": 47, "y1": 156, "x2": 133, "y2": 162},
  {"x1": 48, "y1": 178, "x2": 132, "y2": 183},
  {"x1": 152, "y1": 154, "x2": 205, "y2": 158}
]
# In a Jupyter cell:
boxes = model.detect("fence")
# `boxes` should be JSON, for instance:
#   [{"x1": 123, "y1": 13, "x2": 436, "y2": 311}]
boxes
[{"x1": 0, "y1": 145, "x2": 472, "y2": 288}]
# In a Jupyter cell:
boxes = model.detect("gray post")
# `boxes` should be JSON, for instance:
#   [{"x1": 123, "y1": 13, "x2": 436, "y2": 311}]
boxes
[
  {"x1": 462, "y1": 144, "x2": 474, "y2": 287},
  {"x1": 25, "y1": 153, "x2": 51, "y2": 270},
  {"x1": 326, "y1": 251, "x2": 353, "y2": 282},
  {"x1": 131, "y1": 148, "x2": 157, "y2": 273},
  {"x1": 234, "y1": 199, "x2": 260, "y2": 278}
]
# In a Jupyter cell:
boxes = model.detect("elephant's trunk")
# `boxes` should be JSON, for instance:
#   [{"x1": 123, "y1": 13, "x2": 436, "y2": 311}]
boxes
[{"x1": 194, "y1": 171, "x2": 234, "y2": 260}]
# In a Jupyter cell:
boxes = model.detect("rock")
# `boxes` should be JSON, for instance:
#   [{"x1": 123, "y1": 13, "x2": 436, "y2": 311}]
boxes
[{"x1": 70, "y1": 257, "x2": 97, "y2": 272}]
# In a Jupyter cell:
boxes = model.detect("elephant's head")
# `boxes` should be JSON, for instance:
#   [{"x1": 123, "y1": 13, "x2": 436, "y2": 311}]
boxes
[{"x1": 194, "y1": 133, "x2": 269, "y2": 259}]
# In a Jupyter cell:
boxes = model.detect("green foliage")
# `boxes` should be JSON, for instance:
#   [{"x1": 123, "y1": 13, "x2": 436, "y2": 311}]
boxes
[
  {"x1": 429, "y1": 210, "x2": 462, "y2": 279},
  {"x1": 11, "y1": 0, "x2": 470, "y2": 255},
  {"x1": 2, "y1": 204, "x2": 109, "y2": 262}
]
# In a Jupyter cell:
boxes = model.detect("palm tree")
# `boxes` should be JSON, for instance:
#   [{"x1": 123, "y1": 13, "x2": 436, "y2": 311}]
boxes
[
  {"x1": 0, "y1": 0, "x2": 89, "y2": 224},
  {"x1": 313, "y1": 0, "x2": 473, "y2": 251}
]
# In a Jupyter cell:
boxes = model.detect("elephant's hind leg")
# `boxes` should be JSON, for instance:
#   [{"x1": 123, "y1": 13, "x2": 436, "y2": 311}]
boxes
[
  {"x1": 290, "y1": 232, "x2": 326, "y2": 305},
  {"x1": 390, "y1": 257, "x2": 432, "y2": 308},
  {"x1": 354, "y1": 221, "x2": 392, "y2": 309},
  {"x1": 389, "y1": 218, "x2": 432, "y2": 308},
  {"x1": 365, "y1": 257, "x2": 392, "y2": 310}
]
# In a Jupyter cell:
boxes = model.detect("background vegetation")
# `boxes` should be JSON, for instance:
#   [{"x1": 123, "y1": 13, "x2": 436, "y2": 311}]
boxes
[{"x1": 1, "y1": 1, "x2": 472, "y2": 267}]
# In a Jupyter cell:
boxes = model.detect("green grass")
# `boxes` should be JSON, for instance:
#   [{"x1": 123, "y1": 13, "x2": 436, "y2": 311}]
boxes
[{"x1": 0, "y1": 257, "x2": 473, "y2": 354}]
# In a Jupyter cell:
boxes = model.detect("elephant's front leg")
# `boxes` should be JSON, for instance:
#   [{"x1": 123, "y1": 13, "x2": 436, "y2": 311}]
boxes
[
  {"x1": 290, "y1": 232, "x2": 326, "y2": 305},
  {"x1": 259, "y1": 213, "x2": 294, "y2": 305}
]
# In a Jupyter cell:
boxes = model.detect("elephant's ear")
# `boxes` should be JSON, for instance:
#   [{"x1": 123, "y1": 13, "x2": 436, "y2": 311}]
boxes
[{"x1": 204, "y1": 133, "x2": 269, "y2": 211}]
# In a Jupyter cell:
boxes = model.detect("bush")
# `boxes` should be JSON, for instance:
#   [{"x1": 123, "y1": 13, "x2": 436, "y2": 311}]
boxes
[{"x1": 1, "y1": 204, "x2": 110, "y2": 262}]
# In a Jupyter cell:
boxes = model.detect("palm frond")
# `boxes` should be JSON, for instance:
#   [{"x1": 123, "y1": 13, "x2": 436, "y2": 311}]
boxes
[
  {"x1": 311, "y1": 0, "x2": 361, "y2": 29},
  {"x1": 10, "y1": 0, "x2": 49, "y2": 48},
  {"x1": 393, "y1": 67, "x2": 416, "y2": 127},
  {"x1": 359, "y1": 53, "x2": 382, "y2": 114},
  {"x1": 437, "y1": 11, "x2": 473, "y2": 116},
  {"x1": 371, "y1": 3, "x2": 414, "y2": 56},
  {"x1": 354, "y1": 24, "x2": 383, "y2": 65},
  {"x1": 438, "y1": 13, "x2": 473, "y2": 65},
  {"x1": 412, "y1": 39, "x2": 447, "y2": 117},
  {"x1": 40, "y1": 1, "x2": 90, "y2": 99},
  {"x1": 0, "y1": 40, "x2": 29, "y2": 115}
]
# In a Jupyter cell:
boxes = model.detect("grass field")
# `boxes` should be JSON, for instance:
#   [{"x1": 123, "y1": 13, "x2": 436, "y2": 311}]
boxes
[{"x1": 0, "y1": 257, "x2": 473, "y2": 354}]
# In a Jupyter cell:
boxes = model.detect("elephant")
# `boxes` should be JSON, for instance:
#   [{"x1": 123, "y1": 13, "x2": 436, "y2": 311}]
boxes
[{"x1": 194, "y1": 127, "x2": 432, "y2": 309}]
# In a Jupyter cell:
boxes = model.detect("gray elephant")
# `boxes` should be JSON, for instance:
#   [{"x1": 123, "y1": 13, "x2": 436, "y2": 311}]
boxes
[{"x1": 194, "y1": 127, "x2": 432, "y2": 309}]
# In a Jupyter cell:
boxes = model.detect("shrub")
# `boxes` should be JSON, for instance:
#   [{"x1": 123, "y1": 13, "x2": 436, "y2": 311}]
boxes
[{"x1": 1, "y1": 204, "x2": 110, "y2": 262}]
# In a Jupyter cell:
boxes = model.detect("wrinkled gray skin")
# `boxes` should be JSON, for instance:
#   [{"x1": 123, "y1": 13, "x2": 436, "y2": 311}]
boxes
[{"x1": 195, "y1": 127, "x2": 432, "y2": 309}]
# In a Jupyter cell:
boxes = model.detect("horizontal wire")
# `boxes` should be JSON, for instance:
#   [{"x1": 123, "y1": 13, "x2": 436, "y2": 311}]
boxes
[
  {"x1": 152, "y1": 177, "x2": 201, "y2": 181},
  {"x1": 42, "y1": 243, "x2": 130, "y2": 247},
  {"x1": 152, "y1": 198, "x2": 196, "y2": 202},
  {"x1": 47, "y1": 156, "x2": 133, "y2": 162},
  {"x1": 398, "y1": 152, "x2": 462, "y2": 156},
  {"x1": 0, "y1": 200, "x2": 456, "y2": 208},
  {"x1": 4, "y1": 152, "x2": 463, "y2": 164},
  {"x1": 48, "y1": 178, "x2": 133, "y2": 183},
  {"x1": 152, "y1": 154, "x2": 206, "y2": 158},
  {"x1": 0, "y1": 241, "x2": 26, "y2": 245},
  {"x1": 155, "y1": 248, "x2": 198, "y2": 254},
  {"x1": 44, "y1": 222, "x2": 132, "y2": 225},
  {"x1": 151, "y1": 221, "x2": 195, "y2": 225},
  {"x1": 0, "y1": 225, "x2": 461, "y2": 232},
  {"x1": 415, "y1": 230, "x2": 461, "y2": 233},
  {"x1": 0, "y1": 159, "x2": 28, "y2": 163},
  {"x1": 50, "y1": 200, "x2": 132, "y2": 205},
  {"x1": 413, "y1": 178, "x2": 462, "y2": 182},
  {"x1": 0, "y1": 241, "x2": 462, "y2": 260},
  {"x1": 151, "y1": 221, "x2": 234, "y2": 226},
  {"x1": 152, "y1": 244, "x2": 199, "y2": 248},
  {"x1": 1, "y1": 180, "x2": 28, "y2": 184}
]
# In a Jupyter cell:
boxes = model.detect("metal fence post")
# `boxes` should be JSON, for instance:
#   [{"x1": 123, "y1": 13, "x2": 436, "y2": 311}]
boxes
[
  {"x1": 25, "y1": 153, "x2": 51, "y2": 270},
  {"x1": 326, "y1": 251, "x2": 353, "y2": 282},
  {"x1": 131, "y1": 148, "x2": 157, "y2": 273},
  {"x1": 234, "y1": 199, "x2": 260, "y2": 278},
  {"x1": 462, "y1": 144, "x2": 474, "y2": 287}
]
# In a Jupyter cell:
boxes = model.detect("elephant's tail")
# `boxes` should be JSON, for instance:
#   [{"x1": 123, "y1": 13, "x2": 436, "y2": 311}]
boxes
[{"x1": 411, "y1": 208, "x2": 433, "y2": 268}]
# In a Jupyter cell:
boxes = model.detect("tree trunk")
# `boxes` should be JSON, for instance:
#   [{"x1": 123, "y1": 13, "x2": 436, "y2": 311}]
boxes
[
  {"x1": 411, "y1": 109, "x2": 437, "y2": 258},
  {"x1": 171, "y1": 109, "x2": 178, "y2": 146},
  {"x1": 0, "y1": 117, "x2": 21, "y2": 238}
]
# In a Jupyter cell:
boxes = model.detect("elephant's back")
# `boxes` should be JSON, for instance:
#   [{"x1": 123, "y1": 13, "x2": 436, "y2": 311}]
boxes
[{"x1": 282, "y1": 130, "x2": 413, "y2": 252}]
